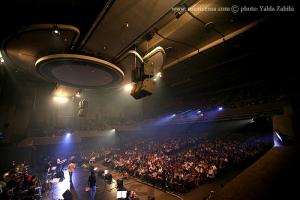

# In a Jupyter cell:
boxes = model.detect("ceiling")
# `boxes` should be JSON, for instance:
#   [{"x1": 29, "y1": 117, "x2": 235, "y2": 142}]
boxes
[{"x1": 0, "y1": 0, "x2": 298, "y2": 98}]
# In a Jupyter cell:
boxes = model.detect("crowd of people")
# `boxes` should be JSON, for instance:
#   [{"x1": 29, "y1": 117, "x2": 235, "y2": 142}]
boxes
[
  {"x1": 3, "y1": 128, "x2": 273, "y2": 199},
  {"x1": 103, "y1": 133, "x2": 272, "y2": 193},
  {"x1": 32, "y1": 129, "x2": 272, "y2": 195},
  {"x1": 0, "y1": 161, "x2": 42, "y2": 200}
]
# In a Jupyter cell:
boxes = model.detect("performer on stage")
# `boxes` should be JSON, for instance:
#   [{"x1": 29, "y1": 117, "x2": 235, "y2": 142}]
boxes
[{"x1": 68, "y1": 162, "x2": 76, "y2": 182}]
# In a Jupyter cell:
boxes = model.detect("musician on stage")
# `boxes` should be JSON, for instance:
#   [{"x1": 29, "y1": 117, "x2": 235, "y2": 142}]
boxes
[
  {"x1": 57, "y1": 158, "x2": 62, "y2": 172},
  {"x1": 68, "y1": 162, "x2": 76, "y2": 182},
  {"x1": 45, "y1": 161, "x2": 52, "y2": 174}
]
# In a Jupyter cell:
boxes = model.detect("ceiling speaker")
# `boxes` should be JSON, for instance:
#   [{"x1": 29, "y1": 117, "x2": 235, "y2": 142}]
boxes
[{"x1": 130, "y1": 79, "x2": 155, "y2": 99}]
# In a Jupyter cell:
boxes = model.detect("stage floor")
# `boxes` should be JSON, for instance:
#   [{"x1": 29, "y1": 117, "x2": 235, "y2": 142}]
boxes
[
  {"x1": 42, "y1": 167, "x2": 118, "y2": 200},
  {"x1": 42, "y1": 166, "x2": 179, "y2": 200}
]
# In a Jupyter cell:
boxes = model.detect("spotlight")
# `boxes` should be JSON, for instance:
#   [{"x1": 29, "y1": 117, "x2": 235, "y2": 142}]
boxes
[
  {"x1": 153, "y1": 72, "x2": 162, "y2": 82},
  {"x1": 275, "y1": 132, "x2": 282, "y2": 142},
  {"x1": 53, "y1": 96, "x2": 69, "y2": 104},
  {"x1": 111, "y1": 129, "x2": 116, "y2": 133},
  {"x1": 124, "y1": 83, "x2": 133, "y2": 92},
  {"x1": 273, "y1": 129, "x2": 292, "y2": 146},
  {"x1": 197, "y1": 110, "x2": 202, "y2": 114},
  {"x1": 171, "y1": 114, "x2": 176, "y2": 117},
  {"x1": 0, "y1": 52, "x2": 4, "y2": 64},
  {"x1": 75, "y1": 92, "x2": 81, "y2": 98},
  {"x1": 66, "y1": 133, "x2": 71, "y2": 137},
  {"x1": 218, "y1": 107, "x2": 223, "y2": 111},
  {"x1": 53, "y1": 24, "x2": 60, "y2": 35}
]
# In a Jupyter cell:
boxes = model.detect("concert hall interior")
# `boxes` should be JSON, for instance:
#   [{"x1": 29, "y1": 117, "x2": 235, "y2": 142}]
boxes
[{"x1": 0, "y1": 0, "x2": 298, "y2": 200}]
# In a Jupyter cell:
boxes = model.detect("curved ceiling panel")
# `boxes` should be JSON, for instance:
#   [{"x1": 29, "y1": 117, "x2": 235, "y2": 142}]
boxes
[{"x1": 2, "y1": 24, "x2": 80, "y2": 80}]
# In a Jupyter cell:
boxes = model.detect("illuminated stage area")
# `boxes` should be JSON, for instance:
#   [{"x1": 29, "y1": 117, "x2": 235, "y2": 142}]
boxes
[
  {"x1": 43, "y1": 168, "x2": 118, "y2": 200},
  {"x1": 42, "y1": 164, "x2": 179, "y2": 200}
]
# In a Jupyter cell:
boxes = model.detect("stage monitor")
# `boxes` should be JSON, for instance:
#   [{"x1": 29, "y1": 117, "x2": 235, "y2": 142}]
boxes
[{"x1": 117, "y1": 190, "x2": 127, "y2": 199}]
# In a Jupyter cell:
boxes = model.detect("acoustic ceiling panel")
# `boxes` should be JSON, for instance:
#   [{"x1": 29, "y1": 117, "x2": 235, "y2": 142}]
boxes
[{"x1": 82, "y1": 0, "x2": 180, "y2": 60}]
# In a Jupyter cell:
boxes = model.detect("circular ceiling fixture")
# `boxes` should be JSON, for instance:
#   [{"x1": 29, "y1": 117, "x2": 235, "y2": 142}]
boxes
[{"x1": 35, "y1": 54, "x2": 124, "y2": 88}]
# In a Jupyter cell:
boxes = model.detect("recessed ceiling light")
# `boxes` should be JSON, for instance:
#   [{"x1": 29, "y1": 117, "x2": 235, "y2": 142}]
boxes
[{"x1": 53, "y1": 29, "x2": 60, "y2": 35}]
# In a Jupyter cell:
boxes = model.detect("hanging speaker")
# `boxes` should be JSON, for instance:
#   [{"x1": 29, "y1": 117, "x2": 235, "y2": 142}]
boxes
[{"x1": 130, "y1": 79, "x2": 155, "y2": 99}]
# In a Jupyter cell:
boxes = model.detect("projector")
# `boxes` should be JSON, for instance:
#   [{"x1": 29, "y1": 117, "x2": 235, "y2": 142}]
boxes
[{"x1": 130, "y1": 79, "x2": 155, "y2": 99}]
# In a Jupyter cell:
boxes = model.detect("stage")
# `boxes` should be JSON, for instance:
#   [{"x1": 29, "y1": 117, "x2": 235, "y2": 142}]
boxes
[{"x1": 42, "y1": 164, "x2": 179, "y2": 200}]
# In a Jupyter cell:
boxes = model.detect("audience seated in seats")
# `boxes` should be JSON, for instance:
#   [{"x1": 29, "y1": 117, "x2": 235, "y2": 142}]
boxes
[
  {"x1": 24, "y1": 129, "x2": 272, "y2": 195},
  {"x1": 102, "y1": 132, "x2": 272, "y2": 194}
]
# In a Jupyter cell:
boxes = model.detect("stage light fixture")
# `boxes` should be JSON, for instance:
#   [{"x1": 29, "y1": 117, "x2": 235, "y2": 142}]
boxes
[
  {"x1": 0, "y1": 52, "x2": 4, "y2": 64},
  {"x1": 52, "y1": 24, "x2": 60, "y2": 35},
  {"x1": 75, "y1": 92, "x2": 81, "y2": 98},
  {"x1": 153, "y1": 72, "x2": 162, "y2": 81},
  {"x1": 124, "y1": 83, "x2": 133, "y2": 92},
  {"x1": 156, "y1": 72, "x2": 162, "y2": 78},
  {"x1": 78, "y1": 99, "x2": 88, "y2": 117},
  {"x1": 273, "y1": 129, "x2": 292, "y2": 146}
]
